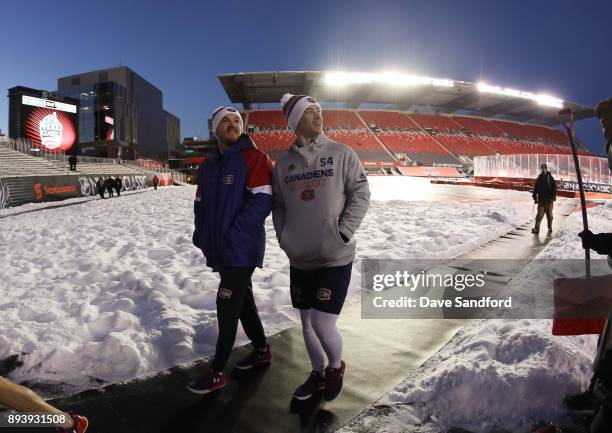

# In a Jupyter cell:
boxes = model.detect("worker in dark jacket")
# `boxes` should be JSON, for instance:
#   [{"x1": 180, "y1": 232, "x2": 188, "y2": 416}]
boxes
[
  {"x1": 68, "y1": 154, "x2": 77, "y2": 171},
  {"x1": 188, "y1": 106, "x2": 273, "y2": 396},
  {"x1": 106, "y1": 177, "x2": 114, "y2": 198},
  {"x1": 531, "y1": 163, "x2": 557, "y2": 234},
  {"x1": 114, "y1": 177, "x2": 123, "y2": 197},
  {"x1": 152, "y1": 175, "x2": 159, "y2": 190},
  {"x1": 96, "y1": 178, "x2": 105, "y2": 199}
]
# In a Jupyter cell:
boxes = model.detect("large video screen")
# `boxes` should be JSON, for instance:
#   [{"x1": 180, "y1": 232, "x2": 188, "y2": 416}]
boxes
[{"x1": 21, "y1": 95, "x2": 78, "y2": 151}]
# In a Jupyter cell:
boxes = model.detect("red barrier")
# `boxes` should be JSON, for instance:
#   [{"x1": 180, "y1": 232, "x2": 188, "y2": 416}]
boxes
[{"x1": 398, "y1": 166, "x2": 462, "y2": 177}]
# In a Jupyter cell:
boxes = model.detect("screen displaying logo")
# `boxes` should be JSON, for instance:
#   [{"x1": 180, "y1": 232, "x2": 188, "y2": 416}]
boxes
[
  {"x1": 23, "y1": 97, "x2": 77, "y2": 152},
  {"x1": 39, "y1": 112, "x2": 63, "y2": 149}
]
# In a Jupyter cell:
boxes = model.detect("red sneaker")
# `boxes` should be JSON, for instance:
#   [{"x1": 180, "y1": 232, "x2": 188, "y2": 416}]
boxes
[
  {"x1": 186, "y1": 368, "x2": 226, "y2": 395},
  {"x1": 293, "y1": 370, "x2": 325, "y2": 400},
  {"x1": 61, "y1": 412, "x2": 89, "y2": 433},
  {"x1": 324, "y1": 360, "x2": 346, "y2": 401},
  {"x1": 235, "y1": 344, "x2": 272, "y2": 370}
]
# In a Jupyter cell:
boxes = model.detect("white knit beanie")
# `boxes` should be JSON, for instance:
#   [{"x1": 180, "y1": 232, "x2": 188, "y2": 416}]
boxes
[
  {"x1": 280, "y1": 94, "x2": 321, "y2": 131},
  {"x1": 211, "y1": 106, "x2": 243, "y2": 136}
]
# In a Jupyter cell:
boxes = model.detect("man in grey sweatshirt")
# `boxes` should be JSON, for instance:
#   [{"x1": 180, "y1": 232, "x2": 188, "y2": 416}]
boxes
[{"x1": 273, "y1": 94, "x2": 370, "y2": 402}]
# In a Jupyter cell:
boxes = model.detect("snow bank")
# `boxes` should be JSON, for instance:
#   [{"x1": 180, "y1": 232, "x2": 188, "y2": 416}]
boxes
[
  {"x1": 0, "y1": 178, "x2": 535, "y2": 393},
  {"x1": 341, "y1": 200, "x2": 611, "y2": 433}
]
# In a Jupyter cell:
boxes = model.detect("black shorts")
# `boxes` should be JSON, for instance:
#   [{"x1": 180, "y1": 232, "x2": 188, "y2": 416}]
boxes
[{"x1": 289, "y1": 262, "x2": 352, "y2": 315}]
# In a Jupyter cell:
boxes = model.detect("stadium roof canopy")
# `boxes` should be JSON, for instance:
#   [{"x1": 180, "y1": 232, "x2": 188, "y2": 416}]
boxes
[{"x1": 218, "y1": 71, "x2": 594, "y2": 126}]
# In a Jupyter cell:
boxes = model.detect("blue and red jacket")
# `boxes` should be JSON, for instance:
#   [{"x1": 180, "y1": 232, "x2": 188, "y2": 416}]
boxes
[{"x1": 193, "y1": 134, "x2": 273, "y2": 272}]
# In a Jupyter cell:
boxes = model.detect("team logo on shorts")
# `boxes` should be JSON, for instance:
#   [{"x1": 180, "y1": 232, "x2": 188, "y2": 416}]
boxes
[
  {"x1": 317, "y1": 288, "x2": 332, "y2": 302},
  {"x1": 223, "y1": 175, "x2": 235, "y2": 185},
  {"x1": 300, "y1": 189, "x2": 315, "y2": 201},
  {"x1": 219, "y1": 288, "x2": 232, "y2": 299},
  {"x1": 288, "y1": 163, "x2": 295, "y2": 171}
]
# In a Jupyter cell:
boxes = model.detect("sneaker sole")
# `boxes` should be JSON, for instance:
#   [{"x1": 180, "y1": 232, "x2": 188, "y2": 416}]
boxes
[
  {"x1": 293, "y1": 384, "x2": 325, "y2": 400},
  {"x1": 186, "y1": 383, "x2": 225, "y2": 395},
  {"x1": 234, "y1": 360, "x2": 271, "y2": 371}
]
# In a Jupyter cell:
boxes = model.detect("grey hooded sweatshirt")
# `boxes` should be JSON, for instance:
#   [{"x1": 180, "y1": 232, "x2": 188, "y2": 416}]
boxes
[{"x1": 272, "y1": 134, "x2": 370, "y2": 270}]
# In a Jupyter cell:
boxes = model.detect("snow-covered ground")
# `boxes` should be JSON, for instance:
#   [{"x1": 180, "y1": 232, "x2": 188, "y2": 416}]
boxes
[
  {"x1": 340, "y1": 200, "x2": 612, "y2": 433},
  {"x1": 0, "y1": 177, "x2": 535, "y2": 393}
]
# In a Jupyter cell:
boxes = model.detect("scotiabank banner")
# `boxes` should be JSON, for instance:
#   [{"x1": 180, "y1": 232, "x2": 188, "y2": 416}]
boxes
[{"x1": 32, "y1": 176, "x2": 81, "y2": 202}]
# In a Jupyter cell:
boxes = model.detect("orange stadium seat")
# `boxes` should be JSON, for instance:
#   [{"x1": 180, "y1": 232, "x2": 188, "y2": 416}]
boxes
[
  {"x1": 408, "y1": 113, "x2": 496, "y2": 157},
  {"x1": 359, "y1": 111, "x2": 460, "y2": 164},
  {"x1": 247, "y1": 109, "x2": 394, "y2": 161}
]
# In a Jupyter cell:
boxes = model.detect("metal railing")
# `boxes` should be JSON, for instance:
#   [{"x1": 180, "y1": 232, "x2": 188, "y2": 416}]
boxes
[{"x1": 474, "y1": 153, "x2": 611, "y2": 185}]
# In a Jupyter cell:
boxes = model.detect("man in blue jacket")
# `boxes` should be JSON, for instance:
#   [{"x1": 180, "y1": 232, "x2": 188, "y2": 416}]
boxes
[{"x1": 188, "y1": 106, "x2": 274, "y2": 395}]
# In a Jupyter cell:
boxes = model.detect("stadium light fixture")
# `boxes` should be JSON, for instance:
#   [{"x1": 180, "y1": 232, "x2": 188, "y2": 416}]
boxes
[
  {"x1": 477, "y1": 82, "x2": 563, "y2": 108},
  {"x1": 324, "y1": 71, "x2": 454, "y2": 88}
]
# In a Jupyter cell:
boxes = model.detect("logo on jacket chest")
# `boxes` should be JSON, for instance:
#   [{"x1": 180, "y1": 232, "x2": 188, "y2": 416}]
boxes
[
  {"x1": 219, "y1": 288, "x2": 233, "y2": 299},
  {"x1": 223, "y1": 174, "x2": 235, "y2": 185},
  {"x1": 300, "y1": 188, "x2": 315, "y2": 201}
]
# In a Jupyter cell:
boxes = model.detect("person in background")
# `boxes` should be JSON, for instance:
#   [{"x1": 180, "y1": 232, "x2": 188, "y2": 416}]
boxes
[
  {"x1": 575, "y1": 97, "x2": 612, "y2": 433},
  {"x1": 531, "y1": 163, "x2": 557, "y2": 234},
  {"x1": 152, "y1": 175, "x2": 159, "y2": 190},
  {"x1": 106, "y1": 177, "x2": 115, "y2": 198},
  {"x1": 96, "y1": 178, "x2": 105, "y2": 199},
  {"x1": 114, "y1": 177, "x2": 123, "y2": 197}
]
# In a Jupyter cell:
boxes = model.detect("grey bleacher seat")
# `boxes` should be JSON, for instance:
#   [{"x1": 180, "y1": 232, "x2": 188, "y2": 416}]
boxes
[{"x1": 0, "y1": 146, "x2": 71, "y2": 177}]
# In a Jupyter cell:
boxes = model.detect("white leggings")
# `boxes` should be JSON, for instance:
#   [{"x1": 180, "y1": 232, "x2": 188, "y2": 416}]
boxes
[{"x1": 299, "y1": 309, "x2": 343, "y2": 371}]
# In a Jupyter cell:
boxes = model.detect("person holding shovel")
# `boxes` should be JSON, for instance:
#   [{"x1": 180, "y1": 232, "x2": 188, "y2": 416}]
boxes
[{"x1": 574, "y1": 97, "x2": 612, "y2": 433}]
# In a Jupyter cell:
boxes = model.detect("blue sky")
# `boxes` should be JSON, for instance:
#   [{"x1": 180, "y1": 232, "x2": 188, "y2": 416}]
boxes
[{"x1": 0, "y1": 0, "x2": 610, "y2": 154}]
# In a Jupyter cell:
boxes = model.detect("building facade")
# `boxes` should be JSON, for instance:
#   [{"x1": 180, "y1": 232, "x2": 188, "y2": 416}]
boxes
[
  {"x1": 57, "y1": 66, "x2": 179, "y2": 160},
  {"x1": 165, "y1": 110, "x2": 181, "y2": 159}
]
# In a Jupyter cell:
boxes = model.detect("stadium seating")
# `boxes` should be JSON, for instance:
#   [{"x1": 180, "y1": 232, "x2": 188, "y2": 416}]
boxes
[
  {"x1": 359, "y1": 111, "x2": 460, "y2": 164},
  {"x1": 322, "y1": 110, "x2": 393, "y2": 161},
  {"x1": 250, "y1": 130, "x2": 295, "y2": 161},
  {"x1": 247, "y1": 109, "x2": 394, "y2": 162},
  {"x1": 74, "y1": 163, "x2": 147, "y2": 176},
  {"x1": 451, "y1": 115, "x2": 506, "y2": 137},
  {"x1": 248, "y1": 110, "x2": 288, "y2": 129},
  {"x1": 408, "y1": 113, "x2": 496, "y2": 157},
  {"x1": 246, "y1": 109, "x2": 592, "y2": 162},
  {"x1": 452, "y1": 115, "x2": 585, "y2": 156},
  {"x1": 0, "y1": 145, "x2": 71, "y2": 177},
  {"x1": 246, "y1": 110, "x2": 295, "y2": 159}
]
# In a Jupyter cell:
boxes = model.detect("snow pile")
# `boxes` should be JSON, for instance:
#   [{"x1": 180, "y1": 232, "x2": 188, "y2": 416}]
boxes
[
  {"x1": 370, "y1": 320, "x2": 596, "y2": 433},
  {"x1": 0, "y1": 178, "x2": 535, "y2": 393},
  {"x1": 537, "y1": 200, "x2": 612, "y2": 260},
  {"x1": 341, "y1": 200, "x2": 611, "y2": 433}
]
